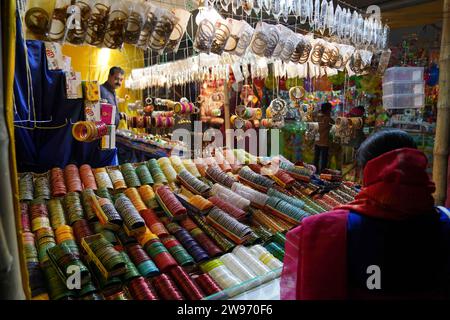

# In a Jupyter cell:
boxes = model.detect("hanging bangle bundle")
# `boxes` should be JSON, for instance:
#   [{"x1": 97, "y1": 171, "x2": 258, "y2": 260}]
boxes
[
  {"x1": 128, "y1": 277, "x2": 159, "y2": 300},
  {"x1": 94, "y1": 168, "x2": 114, "y2": 189},
  {"x1": 80, "y1": 189, "x2": 97, "y2": 221},
  {"x1": 124, "y1": 187, "x2": 147, "y2": 213},
  {"x1": 50, "y1": 168, "x2": 67, "y2": 197},
  {"x1": 157, "y1": 158, "x2": 177, "y2": 183},
  {"x1": 206, "y1": 166, "x2": 237, "y2": 188},
  {"x1": 64, "y1": 164, "x2": 83, "y2": 193},
  {"x1": 21, "y1": 202, "x2": 31, "y2": 232},
  {"x1": 219, "y1": 253, "x2": 256, "y2": 282},
  {"x1": 210, "y1": 19, "x2": 231, "y2": 55},
  {"x1": 161, "y1": 235, "x2": 195, "y2": 267},
  {"x1": 188, "y1": 195, "x2": 213, "y2": 212},
  {"x1": 264, "y1": 242, "x2": 285, "y2": 261},
  {"x1": 120, "y1": 163, "x2": 141, "y2": 188},
  {"x1": 66, "y1": 0, "x2": 91, "y2": 44},
  {"x1": 239, "y1": 166, "x2": 275, "y2": 189},
  {"x1": 34, "y1": 175, "x2": 51, "y2": 200},
  {"x1": 267, "y1": 188, "x2": 305, "y2": 209},
  {"x1": 190, "y1": 214, "x2": 235, "y2": 252},
  {"x1": 103, "y1": 4, "x2": 128, "y2": 49},
  {"x1": 143, "y1": 238, "x2": 178, "y2": 272},
  {"x1": 291, "y1": 38, "x2": 312, "y2": 64},
  {"x1": 124, "y1": 7, "x2": 144, "y2": 45},
  {"x1": 80, "y1": 164, "x2": 97, "y2": 190},
  {"x1": 25, "y1": 6, "x2": 50, "y2": 36},
  {"x1": 178, "y1": 169, "x2": 211, "y2": 195},
  {"x1": 72, "y1": 121, "x2": 108, "y2": 142},
  {"x1": 211, "y1": 183, "x2": 250, "y2": 210},
  {"x1": 85, "y1": 2, "x2": 110, "y2": 46},
  {"x1": 98, "y1": 197, "x2": 123, "y2": 227},
  {"x1": 64, "y1": 192, "x2": 85, "y2": 225},
  {"x1": 19, "y1": 173, "x2": 34, "y2": 201},
  {"x1": 138, "y1": 185, "x2": 158, "y2": 209},
  {"x1": 232, "y1": 245, "x2": 270, "y2": 276},
  {"x1": 136, "y1": 164, "x2": 154, "y2": 185},
  {"x1": 201, "y1": 259, "x2": 241, "y2": 289},
  {"x1": 208, "y1": 207, "x2": 253, "y2": 240},
  {"x1": 126, "y1": 243, "x2": 160, "y2": 278},
  {"x1": 115, "y1": 195, "x2": 145, "y2": 230},
  {"x1": 194, "y1": 19, "x2": 215, "y2": 52},
  {"x1": 208, "y1": 196, "x2": 247, "y2": 221},
  {"x1": 147, "y1": 11, "x2": 178, "y2": 52},
  {"x1": 192, "y1": 273, "x2": 223, "y2": 296},
  {"x1": 155, "y1": 185, "x2": 187, "y2": 219},
  {"x1": 182, "y1": 159, "x2": 201, "y2": 178},
  {"x1": 151, "y1": 274, "x2": 185, "y2": 300},
  {"x1": 48, "y1": 0, "x2": 70, "y2": 41},
  {"x1": 47, "y1": 198, "x2": 67, "y2": 229},
  {"x1": 108, "y1": 168, "x2": 127, "y2": 190},
  {"x1": 137, "y1": 5, "x2": 156, "y2": 48},
  {"x1": 168, "y1": 266, "x2": 205, "y2": 300},
  {"x1": 231, "y1": 182, "x2": 269, "y2": 207}
]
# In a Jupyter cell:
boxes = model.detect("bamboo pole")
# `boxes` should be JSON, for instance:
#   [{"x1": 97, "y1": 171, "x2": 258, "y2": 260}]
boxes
[{"x1": 433, "y1": 0, "x2": 450, "y2": 205}]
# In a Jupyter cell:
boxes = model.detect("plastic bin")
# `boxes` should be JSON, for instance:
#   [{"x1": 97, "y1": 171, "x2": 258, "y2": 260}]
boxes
[
  {"x1": 382, "y1": 81, "x2": 425, "y2": 96},
  {"x1": 383, "y1": 67, "x2": 424, "y2": 83},
  {"x1": 383, "y1": 94, "x2": 425, "y2": 109}
]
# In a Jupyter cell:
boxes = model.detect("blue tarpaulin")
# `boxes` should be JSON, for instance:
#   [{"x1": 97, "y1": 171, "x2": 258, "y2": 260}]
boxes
[{"x1": 14, "y1": 16, "x2": 117, "y2": 173}]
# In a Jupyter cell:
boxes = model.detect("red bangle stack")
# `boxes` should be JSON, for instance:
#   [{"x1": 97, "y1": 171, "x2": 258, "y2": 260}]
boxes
[
  {"x1": 50, "y1": 167, "x2": 67, "y2": 197},
  {"x1": 168, "y1": 266, "x2": 205, "y2": 300},
  {"x1": 80, "y1": 164, "x2": 98, "y2": 190}
]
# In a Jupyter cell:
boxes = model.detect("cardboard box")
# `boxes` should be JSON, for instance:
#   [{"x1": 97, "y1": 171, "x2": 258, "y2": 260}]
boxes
[
  {"x1": 85, "y1": 101, "x2": 101, "y2": 122},
  {"x1": 101, "y1": 102, "x2": 116, "y2": 125},
  {"x1": 101, "y1": 125, "x2": 116, "y2": 149}
]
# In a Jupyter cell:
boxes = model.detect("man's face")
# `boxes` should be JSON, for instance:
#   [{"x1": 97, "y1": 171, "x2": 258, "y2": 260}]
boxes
[{"x1": 108, "y1": 71, "x2": 124, "y2": 90}]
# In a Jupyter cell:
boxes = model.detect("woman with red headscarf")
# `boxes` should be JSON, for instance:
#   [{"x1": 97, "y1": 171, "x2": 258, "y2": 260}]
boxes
[{"x1": 281, "y1": 129, "x2": 450, "y2": 300}]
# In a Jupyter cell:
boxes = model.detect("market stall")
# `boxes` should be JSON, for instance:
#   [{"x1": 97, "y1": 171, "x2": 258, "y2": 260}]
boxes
[{"x1": 2, "y1": 0, "x2": 448, "y2": 301}]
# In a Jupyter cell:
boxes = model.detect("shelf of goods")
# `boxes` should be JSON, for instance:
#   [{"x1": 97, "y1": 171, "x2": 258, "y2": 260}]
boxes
[{"x1": 18, "y1": 154, "x2": 358, "y2": 300}]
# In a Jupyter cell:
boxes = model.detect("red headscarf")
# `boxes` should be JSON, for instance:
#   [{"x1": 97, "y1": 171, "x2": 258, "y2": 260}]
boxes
[{"x1": 281, "y1": 148, "x2": 436, "y2": 300}]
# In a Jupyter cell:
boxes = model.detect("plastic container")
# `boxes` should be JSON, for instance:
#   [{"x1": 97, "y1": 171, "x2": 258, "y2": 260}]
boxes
[
  {"x1": 382, "y1": 81, "x2": 425, "y2": 96},
  {"x1": 382, "y1": 94, "x2": 425, "y2": 109},
  {"x1": 383, "y1": 67, "x2": 424, "y2": 83}
]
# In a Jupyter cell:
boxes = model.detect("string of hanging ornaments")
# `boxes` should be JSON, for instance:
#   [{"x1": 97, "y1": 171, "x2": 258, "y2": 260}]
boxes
[{"x1": 126, "y1": 1, "x2": 390, "y2": 90}]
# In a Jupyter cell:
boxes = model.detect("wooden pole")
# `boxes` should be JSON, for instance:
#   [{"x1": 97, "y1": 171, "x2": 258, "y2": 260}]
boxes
[{"x1": 433, "y1": 0, "x2": 450, "y2": 205}]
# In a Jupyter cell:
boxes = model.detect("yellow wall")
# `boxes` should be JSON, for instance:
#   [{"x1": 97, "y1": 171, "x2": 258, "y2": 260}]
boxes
[{"x1": 61, "y1": 43, "x2": 144, "y2": 113}]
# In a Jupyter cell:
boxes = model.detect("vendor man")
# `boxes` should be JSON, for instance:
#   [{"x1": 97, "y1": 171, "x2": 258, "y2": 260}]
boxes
[{"x1": 100, "y1": 66, "x2": 125, "y2": 126}]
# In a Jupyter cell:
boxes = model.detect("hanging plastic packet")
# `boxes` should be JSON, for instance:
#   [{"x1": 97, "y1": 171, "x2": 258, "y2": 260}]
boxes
[
  {"x1": 232, "y1": 21, "x2": 254, "y2": 57},
  {"x1": 290, "y1": 34, "x2": 312, "y2": 64},
  {"x1": 194, "y1": 18, "x2": 216, "y2": 53},
  {"x1": 165, "y1": 8, "x2": 191, "y2": 53},
  {"x1": 48, "y1": 0, "x2": 71, "y2": 42},
  {"x1": 103, "y1": 0, "x2": 128, "y2": 49},
  {"x1": 123, "y1": 0, "x2": 145, "y2": 45},
  {"x1": 224, "y1": 19, "x2": 242, "y2": 53},
  {"x1": 272, "y1": 24, "x2": 291, "y2": 60},
  {"x1": 137, "y1": 2, "x2": 157, "y2": 49},
  {"x1": 280, "y1": 32, "x2": 301, "y2": 63},
  {"x1": 65, "y1": 0, "x2": 91, "y2": 44},
  {"x1": 85, "y1": 0, "x2": 111, "y2": 46},
  {"x1": 250, "y1": 22, "x2": 279, "y2": 58},
  {"x1": 210, "y1": 18, "x2": 231, "y2": 55},
  {"x1": 24, "y1": 0, "x2": 55, "y2": 38},
  {"x1": 148, "y1": 8, "x2": 179, "y2": 54}
]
